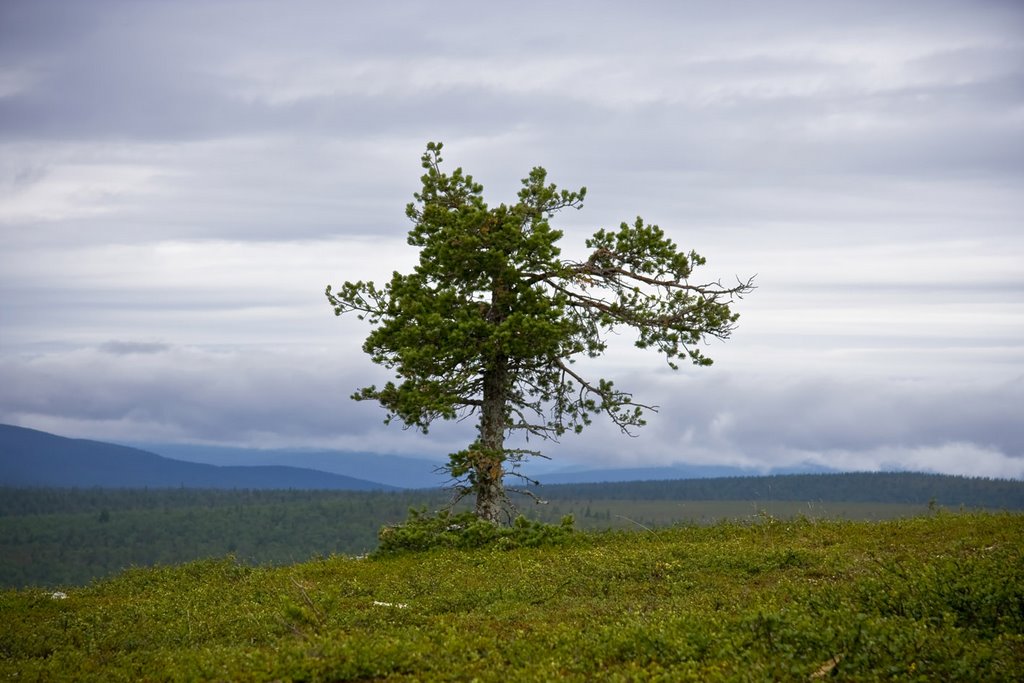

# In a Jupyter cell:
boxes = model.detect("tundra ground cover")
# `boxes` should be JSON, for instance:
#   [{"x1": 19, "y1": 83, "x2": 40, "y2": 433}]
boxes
[{"x1": 2, "y1": 512, "x2": 1021, "y2": 681}]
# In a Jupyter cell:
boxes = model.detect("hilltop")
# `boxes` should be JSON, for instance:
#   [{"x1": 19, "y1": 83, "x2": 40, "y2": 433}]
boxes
[{"x1": 2, "y1": 512, "x2": 1021, "y2": 681}]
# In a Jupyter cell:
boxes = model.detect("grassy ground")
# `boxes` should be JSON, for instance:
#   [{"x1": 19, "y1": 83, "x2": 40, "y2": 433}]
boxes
[
  {"x1": 2, "y1": 511, "x2": 1022, "y2": 681},
  {"x1": 525, "y1": 499, "x2": 930, "y2": 530}
]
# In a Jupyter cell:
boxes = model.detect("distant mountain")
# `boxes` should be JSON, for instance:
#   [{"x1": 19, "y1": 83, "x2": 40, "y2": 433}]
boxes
[
  {"x1": 134, "y1": 446, "x2": 837, "y2": 489},
  {"x1": 0, "y1": 425, "x2": 397, "y2": 490},
  {"x1": 135, "y1": 444, "x2": 449, "y2": 490}
]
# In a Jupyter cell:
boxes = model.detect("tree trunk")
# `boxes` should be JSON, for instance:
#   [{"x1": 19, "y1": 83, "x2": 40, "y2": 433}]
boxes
[
  {"x1": 475, "y1": 357, "x2": 508, "y2": 523},
  {"x1": 473, "y1": 268, "x2": 511, "y2": 523}
]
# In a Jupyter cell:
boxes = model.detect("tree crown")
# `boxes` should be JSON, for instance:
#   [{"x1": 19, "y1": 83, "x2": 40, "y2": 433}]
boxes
[{"x1": 327, "y1": 143, "x2": 754, "y2": 516}]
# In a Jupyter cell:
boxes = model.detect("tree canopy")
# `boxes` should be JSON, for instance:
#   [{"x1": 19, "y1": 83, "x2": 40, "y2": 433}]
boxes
[{"x1": 327, "y1": 142, "x2": 754, "y2": 521}]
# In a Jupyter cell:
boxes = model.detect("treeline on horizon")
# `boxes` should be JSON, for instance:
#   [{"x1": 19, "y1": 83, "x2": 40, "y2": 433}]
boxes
[
  {"x1": 1, "y1": 472, "x2": 1021, "y2": 589},
  {"x1": 531, "y1": 471, "x2": 1024, "y2": 508},
  {"x1": 0, "y1": 488, "x2": 431, "y2": 589},
  {"x1": 2, "y1": 471, "x2": 1020, "y2": 517}
]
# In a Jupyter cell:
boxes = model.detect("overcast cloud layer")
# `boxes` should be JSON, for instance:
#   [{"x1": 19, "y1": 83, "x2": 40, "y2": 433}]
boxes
[{"x1": 1, "y1": 1, "x2": 1022, "y2": 478}]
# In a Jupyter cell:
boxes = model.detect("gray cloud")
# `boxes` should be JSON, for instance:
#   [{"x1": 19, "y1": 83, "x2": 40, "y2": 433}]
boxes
[
  {"x1": 0, "y1": 1, "x2": 1021, "y2": 478},
  {"x1": 0, "y1": 343, "x2": 473, "y2": 453},
  {"x1": 99, "y1": 341, "x2": 172, "y2": 356},
  {"x1": 681, "y1": 374, "x2": 1024, "y2": 457},
  {"x1": 554, "y1": 370, "x2": 1024, "y2": 478},
  {"x1": 3, "y1": 343, "x2": 1019, "y2": 477}
]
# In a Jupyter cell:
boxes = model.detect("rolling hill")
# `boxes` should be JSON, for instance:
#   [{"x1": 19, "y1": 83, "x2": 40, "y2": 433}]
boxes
[
  {"x1": 0, "y1": 424, "x2": 395, "y2": 490},
  {"x1": 136, "y1": 443, "x2": 449, "y2": 490},
  {"x1": 132, "y1": 446, "x2": 830, "y2": 488}
]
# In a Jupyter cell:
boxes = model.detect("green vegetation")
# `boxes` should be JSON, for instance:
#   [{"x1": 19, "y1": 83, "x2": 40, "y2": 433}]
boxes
[
  {"x1": 541, "y1": 471, "x2": 1024, "y2": 508},
  {"x1": 327, "y1": 142, "x2": 754, "y2": 520},
  {"x1": 3, "y1": 472, "x2": 1020, "y2": 589},
  {"x1": 0, "y1": 488, "x2": 434, "y2": 589},
  {"x1": 375, "y1": 508, "x2": 577, "y2": 555},
  {"x1": 2, "y1": 512, "x2": 1021, "y2": 681}
]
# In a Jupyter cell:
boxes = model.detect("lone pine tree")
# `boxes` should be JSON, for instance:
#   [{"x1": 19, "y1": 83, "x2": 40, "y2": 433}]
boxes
[{"x1": 327, "y1": 143, "x2": 754, "y2": 523}]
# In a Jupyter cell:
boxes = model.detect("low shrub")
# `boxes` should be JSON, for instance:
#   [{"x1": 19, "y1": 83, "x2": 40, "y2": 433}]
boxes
[{"x1": 374, "y1": 507, "x2": 576, "y2": 555}]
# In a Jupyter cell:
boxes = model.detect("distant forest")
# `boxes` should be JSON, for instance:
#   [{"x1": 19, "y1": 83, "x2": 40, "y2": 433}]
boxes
[
  {"x1": 534, "y1": 471, "x2": 1024, "y2": 508},
  {"x1": 1, "y1": 472, "x2": 1021, "y2": 589}
]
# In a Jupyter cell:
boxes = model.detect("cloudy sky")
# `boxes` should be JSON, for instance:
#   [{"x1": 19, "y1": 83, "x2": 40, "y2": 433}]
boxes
[{"x1": 1, "y1": 0, "x2": 1022, "y2": 478}]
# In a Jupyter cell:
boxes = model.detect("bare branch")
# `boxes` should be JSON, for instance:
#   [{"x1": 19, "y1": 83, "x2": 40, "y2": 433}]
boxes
[{"x1": 506, "y1": 486, "x2": 548, "y2": 505}]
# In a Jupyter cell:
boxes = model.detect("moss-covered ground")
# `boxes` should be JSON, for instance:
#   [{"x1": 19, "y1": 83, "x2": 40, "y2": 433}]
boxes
[{"x1": 2, "y1": 511, "x2": 1021, "y2": 681}]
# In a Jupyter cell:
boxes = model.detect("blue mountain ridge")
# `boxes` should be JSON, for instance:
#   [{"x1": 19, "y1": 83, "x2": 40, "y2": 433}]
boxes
[
  {"x1": 3, "y1": 426, "x2": 1020, "y2": 509},
  {"x1": 0, "y1": 424, "x2": 397, "y2": 490},
  {"x1": 133, "y1": 444, "x2": 837, "y2": 488},
  {"x1": 134, "y1": 443, "x2": 450, "y2": 490},
  {"x1": 3, "y1": 424, "x2": 836, "y2": 491}
]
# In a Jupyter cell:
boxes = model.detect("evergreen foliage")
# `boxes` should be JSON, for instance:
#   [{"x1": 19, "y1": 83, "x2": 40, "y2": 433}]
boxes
[
  {"x1": 326, "y1": 143, "x2": 754, "y2": 520},
  {"x1": 539, "y1": 471, "x2": 1024, "y2": 508},
  {"x1": 375, "y1": 507, "x2": 576, "y2": 555},
  {"x1": 0, "y1": 488, "x2": 440, "y2": 588}
]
